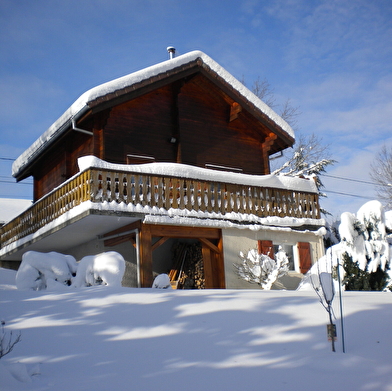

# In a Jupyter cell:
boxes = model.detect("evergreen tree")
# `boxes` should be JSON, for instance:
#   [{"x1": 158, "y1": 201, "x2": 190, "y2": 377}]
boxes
[{"x1": 340, "y1": 251, "x2": 390, "y2": 291}]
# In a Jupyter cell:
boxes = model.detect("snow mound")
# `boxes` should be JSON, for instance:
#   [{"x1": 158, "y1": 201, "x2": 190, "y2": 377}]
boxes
[
  {"x1": 0, "y1": 268, "x2": 17, "y2": 290},
  {"x1": 14, "y1": 251, "x2": 125, "y2": 290},
  {"x1": 15, "y1": 251, "x2": 77, "y2": 290},
  {"x1": 152, "y1": 273, "x2": 172, "y2": 289},
  {"x1": 72, "y1": 251, "x2": 125, "y2": 288}
]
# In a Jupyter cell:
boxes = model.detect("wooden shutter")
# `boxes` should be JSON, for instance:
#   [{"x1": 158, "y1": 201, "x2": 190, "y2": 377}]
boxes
[
  {"x1": 298, "y1": 242, "x2": 312, "y2": 274},
  {"x1": 257, "y1": 240, "x2": 275, "y2": 259}
]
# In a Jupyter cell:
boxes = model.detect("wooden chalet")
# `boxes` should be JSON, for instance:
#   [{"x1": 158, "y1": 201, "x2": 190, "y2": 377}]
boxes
[{"x1": 0, "y1": 50, "x2": 325, "y2": 289}]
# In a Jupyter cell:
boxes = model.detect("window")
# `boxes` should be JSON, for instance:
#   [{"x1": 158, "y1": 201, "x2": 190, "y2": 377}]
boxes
[
  {"x1": 274, "y1": 244, "x2": 295, "y2": 271},
  {"x1": 258, "y1": 240, "x2": 312, "y2": 274}
]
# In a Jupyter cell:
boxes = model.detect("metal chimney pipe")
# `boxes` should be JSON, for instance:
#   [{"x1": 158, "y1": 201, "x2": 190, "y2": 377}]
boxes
[{"x1": 167, "y1": 46, "x2": 176, "y2": 59}]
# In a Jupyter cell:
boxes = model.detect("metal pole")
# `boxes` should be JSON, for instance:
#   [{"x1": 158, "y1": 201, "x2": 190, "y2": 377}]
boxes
[{"x1": 336, "y1": 253, "x2": 346, "y2": 353}]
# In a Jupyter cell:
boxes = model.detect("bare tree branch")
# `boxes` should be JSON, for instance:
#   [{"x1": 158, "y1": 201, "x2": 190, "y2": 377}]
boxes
[
  {"x1": 370, "y1": 145, "x2": 392, "y2": 209},
  {"x1": 0, "y1": 320, "x2": 22, "y2": 359}
]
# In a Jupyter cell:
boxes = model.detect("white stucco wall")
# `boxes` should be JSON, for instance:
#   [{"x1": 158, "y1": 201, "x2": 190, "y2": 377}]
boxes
[{"x1": 222, "y1": 227, "x2": 325, "y2": 289}]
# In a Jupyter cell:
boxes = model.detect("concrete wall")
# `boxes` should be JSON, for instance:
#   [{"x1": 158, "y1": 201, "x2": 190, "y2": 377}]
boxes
[{"x1": 222, "y1": 228, "x2": 324, "y2": 290}]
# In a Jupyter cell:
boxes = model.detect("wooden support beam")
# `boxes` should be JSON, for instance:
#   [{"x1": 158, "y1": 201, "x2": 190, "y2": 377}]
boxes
[
  {"x1": 139, "y1": 224, "x2": 153, "y2": 287},
  {"x1": 152, "y1": 236, "x2": 170, "y2": 252},
  {"x1": 216, "y1": 234, "x2": 226, "y2": 288},
  {"x1": 261, "y1": 132, "x2": 278, "y2": 174},
  {"x1": 202, "y1": 244, "x2": 214, "y2": 289},
  {"x1": 102, "y1": 220, "x2": 141, "y2": 247},
  {"x1": 200, "y1": 232, "x2": 225, "y2": 289},
  {"x1": 229, "y1": 102, "x2": 242, "y2": 122},
  {"x1": 198, "y1": 237, "x2": 219, "y2": 253},
  {"x1": 102, "y1": 220, "x2": 142, "y2": 239},
  {"x1": 148, "y1": 224, "x2": 220, "y2": 240}
]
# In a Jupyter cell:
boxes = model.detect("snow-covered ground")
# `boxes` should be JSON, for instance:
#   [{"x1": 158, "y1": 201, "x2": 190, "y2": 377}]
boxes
[{"x1": 1, "y1": 268, "x2": 391, "y2": 391}]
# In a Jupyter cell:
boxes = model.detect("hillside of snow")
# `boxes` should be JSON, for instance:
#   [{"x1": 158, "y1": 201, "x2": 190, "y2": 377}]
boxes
[{"x1": 1, "y1": 268, "x2": 391, "y2": 391}]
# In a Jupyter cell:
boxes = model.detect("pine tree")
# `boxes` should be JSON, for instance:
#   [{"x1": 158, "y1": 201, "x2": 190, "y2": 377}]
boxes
[{"x1": 340, "y1": 251, "x2": 390, "y2": 291}]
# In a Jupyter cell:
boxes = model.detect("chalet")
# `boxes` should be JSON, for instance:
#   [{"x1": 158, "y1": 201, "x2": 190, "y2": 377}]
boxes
[{"x1": 0, "y1": 50, "x2": 325, "y2": 289}]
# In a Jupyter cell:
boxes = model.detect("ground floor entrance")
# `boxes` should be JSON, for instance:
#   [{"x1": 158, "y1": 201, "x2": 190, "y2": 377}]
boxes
[{"x1": 102, "y1": 221, "x2": 226, "y2": 289}]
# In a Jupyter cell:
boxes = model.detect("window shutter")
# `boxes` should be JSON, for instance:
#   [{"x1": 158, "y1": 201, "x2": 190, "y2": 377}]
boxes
[
  {"x1": 298, "y1": 242, "x2": 312, "y2": 274},
  {"x1": 257, "y1": 240, "x2": 275, "y2": 259}
]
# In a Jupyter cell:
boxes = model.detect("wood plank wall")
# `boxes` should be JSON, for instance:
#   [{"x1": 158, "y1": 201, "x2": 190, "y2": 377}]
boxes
[{"x1": 31, "y1": 73, "x2": 279, "y2": 200}]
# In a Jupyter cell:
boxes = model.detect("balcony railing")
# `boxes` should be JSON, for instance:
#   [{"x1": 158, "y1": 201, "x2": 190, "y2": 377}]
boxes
[{"x1": 0, "y1": 168, "x2": 320, "y2": 249}]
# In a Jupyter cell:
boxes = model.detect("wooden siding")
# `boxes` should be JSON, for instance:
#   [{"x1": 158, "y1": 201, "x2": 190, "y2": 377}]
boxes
[
  {"x1": 29, "y1": 73, "x2": 285, "y2": 202},
  {"x1": 178, "y1": 76, "x2": 269, "y2": 175},
  {"x1": 33, "y1": 131, "x2": 93, "y2": 201},
  {"x1": 103, "y1": 85, "x2": 177, "y2": 164}
]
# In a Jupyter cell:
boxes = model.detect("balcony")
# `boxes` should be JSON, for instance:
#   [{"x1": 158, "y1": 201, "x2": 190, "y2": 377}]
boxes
[{"x1": 0, "y1": 166, "x2": 320, "y2": 250}]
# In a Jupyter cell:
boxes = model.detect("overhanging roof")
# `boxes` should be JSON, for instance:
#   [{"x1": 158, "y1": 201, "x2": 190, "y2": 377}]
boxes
[{"x1": 12, "y1": 50, "x2": 295, "y2": 180}]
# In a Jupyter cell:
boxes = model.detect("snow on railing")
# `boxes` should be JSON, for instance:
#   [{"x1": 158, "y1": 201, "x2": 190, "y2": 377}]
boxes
[{"x1": 0, "y1": 168, "x2": 320, "y2": 249}]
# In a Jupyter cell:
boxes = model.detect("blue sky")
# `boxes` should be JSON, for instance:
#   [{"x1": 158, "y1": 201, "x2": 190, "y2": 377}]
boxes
[{"x1": 1, "y1": 0, "x2": 391, "y2": 219}]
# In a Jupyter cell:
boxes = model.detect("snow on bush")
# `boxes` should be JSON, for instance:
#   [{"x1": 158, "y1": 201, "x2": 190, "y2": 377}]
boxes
[
  {"x1": 234, "y1": 247, "x2": 289, "y2": 289},
  {"x1": 299, "y1": 200, "x2": 392, "y2": 291},
  {"x1": 72, "y1": 251, "x2": 125, "y2": 288},
  {"x1": 152, "y1": 274, "x2": 172, "y2": 289},
  {"x1": 15, "y1": 251, "x2": 77, "y2": 290},
  {"x1": 15, "y1": 251, "x2": 125, "y2": 290}
]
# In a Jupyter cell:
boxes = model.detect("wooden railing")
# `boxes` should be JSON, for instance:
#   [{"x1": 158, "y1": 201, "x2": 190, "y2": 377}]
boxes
[{"x1": 0, "y1": 168, "x2": 320, "y2": 249}]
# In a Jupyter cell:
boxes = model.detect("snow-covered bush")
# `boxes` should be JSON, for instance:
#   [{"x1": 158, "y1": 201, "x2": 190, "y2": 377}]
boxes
[
  {"x1": 234, "y1": 247, "x2": 289, "y2": 290},
  {"x1": 15, "y1": 251, "x2": 77, "y2": 290},
  {"x1": 300, "y1": 200, "x2": 392, "y2": 291},
  {"x1": 72, "y1": 251, "x2": 125, "y2": 288},
  {"x1": 338, "y1": 200, "x2": 391, "y2": 290},
  {"x1": 15, "y1": 251, "x2": 126, "y2": 290},
  {"x1": 152, "y1": 274, "x2": 172, "y2": 289}
]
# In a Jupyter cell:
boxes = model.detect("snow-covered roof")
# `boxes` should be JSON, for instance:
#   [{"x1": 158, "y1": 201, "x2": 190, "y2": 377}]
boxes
[{"x1": 12, "y1": 50, "x2": 294, "y2": 179}]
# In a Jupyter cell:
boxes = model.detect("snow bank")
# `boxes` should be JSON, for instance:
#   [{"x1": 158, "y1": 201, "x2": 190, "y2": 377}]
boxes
[
  {"x1": 2, "y1": 280, "x2": 392, "y2": 391},
  {"x1": 14, "y1": 251, "x2": 125, "y2": 290},
  {"x1": 72, "y1": 251, "x2": 125, "y2": 288},
  {"x1": 15, "y1": 251, "x2": 77, "y2": 290},
  {"x1": 0, "y1": 268, "x2": 17, "y2": 290},
  {"x1": 78, "y1": 155, "x2": 318, "y2": 194}
]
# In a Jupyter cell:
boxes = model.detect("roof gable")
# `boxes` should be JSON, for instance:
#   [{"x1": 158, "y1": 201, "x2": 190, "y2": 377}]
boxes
[{"x1": 12, "y1": 51, "x2": 294, "y2": 179}]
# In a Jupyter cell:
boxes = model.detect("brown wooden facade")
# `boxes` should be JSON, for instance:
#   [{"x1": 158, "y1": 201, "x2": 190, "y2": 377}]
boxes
[{"x1": 17, "y1": 63, "x2": 294, "y2": 202}]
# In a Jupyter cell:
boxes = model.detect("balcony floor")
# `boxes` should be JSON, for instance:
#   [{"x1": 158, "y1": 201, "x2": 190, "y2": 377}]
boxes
[{"x1": 0, "y1": 208, "x2": 140, "y2": 261}]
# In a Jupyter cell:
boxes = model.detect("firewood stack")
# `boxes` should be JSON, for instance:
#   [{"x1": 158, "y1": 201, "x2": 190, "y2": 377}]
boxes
[{"x1": 170, "y1": 242, "x2": 205, "y2": 289}]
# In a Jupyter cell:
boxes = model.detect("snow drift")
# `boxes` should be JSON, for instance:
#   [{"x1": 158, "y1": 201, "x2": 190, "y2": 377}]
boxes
[{"x1": 15, "y1": 251, "x2": 125, "y2": 290}]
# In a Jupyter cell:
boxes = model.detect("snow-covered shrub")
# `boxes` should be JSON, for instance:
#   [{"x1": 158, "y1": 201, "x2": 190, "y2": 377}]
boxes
[
  {"x1": 301, "y1": 200, "x2": 392, "y2": 291},
  {"x1": 339, "y1": 200, "x2": 391, "y2": 291},
  {"x1": 152, "y1": 274, "x2": 172, "y2": 289},
  {"x1": 72, "y1": 251, "x2": 125, "y2": 288},
  {"x1": 15, "y1": 251, "x2": 77, "y2": 290},
  {"x1": 234, "y1": 247, "x2": 289, "y2": 290}
]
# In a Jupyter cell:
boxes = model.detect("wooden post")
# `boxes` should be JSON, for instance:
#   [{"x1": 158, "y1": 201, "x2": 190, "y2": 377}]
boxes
[
  {"x1": 202, "y1": 244, "x2": 214, "y2": 289},
  {"x1": 139, "y1": 224, "x2": 153, "y2": 287}
]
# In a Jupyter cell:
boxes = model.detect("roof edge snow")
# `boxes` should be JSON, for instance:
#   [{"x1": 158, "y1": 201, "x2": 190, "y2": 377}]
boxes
[{"x1": 12, "y1": 50, "x2": 294, "y2": 179}]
